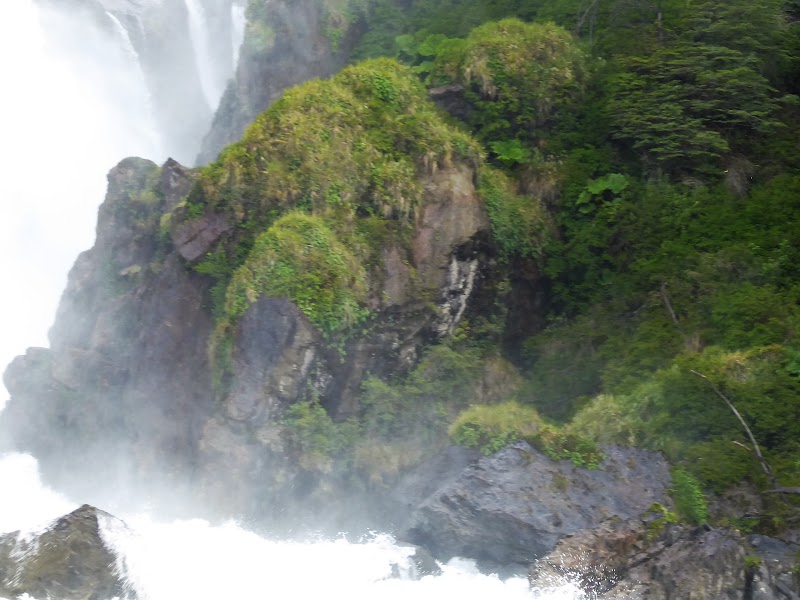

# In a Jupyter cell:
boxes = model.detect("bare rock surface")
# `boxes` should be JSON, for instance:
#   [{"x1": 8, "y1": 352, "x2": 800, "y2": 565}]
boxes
[
  {"x1": 403, "y1": 442, "x2": 672, "y2": 566},
  {"x1": 532, "y1": 514, "x2": 800, "y2": 599}
]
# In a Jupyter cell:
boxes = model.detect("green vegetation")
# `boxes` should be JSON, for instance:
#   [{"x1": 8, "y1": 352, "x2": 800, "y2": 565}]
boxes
[
  {"x1": 169, "y1": 0, "x2": 800, "y2": 524},
  {"x1": 279, "y1": 341, "x2": 487, "y2": 480},
  {"x1": 449, "y1": 401, "x2": 604, "y2": 468},
  {"x1": 449, "y1": 401, "x2": 542, "y2": 455},
  {"x1": 433, "y1": 19, "x2": 586, "y2": 145},
  {"x1": 225, "y1": 213, "x2": 369, "y2": 334},
  {"x1": 670, "y1": 468, "x2": 709, "y2": 525},
  {"x1": 351, "y1": 0, "x2": 800, "y2": 515},
  {"x1": 283, "y1": 397, "x2": 358, "y2": 473},
  {"x1": 478, "y1": 167, "x2": 550, "y2": 260},
  {"x1": 181, "y1": 57, "x2": 482, "y2": 337},
  {"x1": 645, "y1": 503, "x2": 679, "y2": 541}
]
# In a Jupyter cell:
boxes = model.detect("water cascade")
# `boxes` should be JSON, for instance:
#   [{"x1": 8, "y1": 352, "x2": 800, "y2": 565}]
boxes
[
  {"x1": 231, "y1": 2, "x2": 246, "y2": 68},
  {"x1": 0, "y1": 0, "x2": 164, "y2": 405},
  {"x1": 184, "y1": 0, "x2": 224, "y2": 110}
]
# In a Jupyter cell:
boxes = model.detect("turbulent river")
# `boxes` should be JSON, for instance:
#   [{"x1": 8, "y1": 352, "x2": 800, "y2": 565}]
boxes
[
  {"x1": 0, "y1": 2, "x2": 585, "y2": 598},
  {"x1": 0, "y1": 452, "x2": 584, "y2": 599}
]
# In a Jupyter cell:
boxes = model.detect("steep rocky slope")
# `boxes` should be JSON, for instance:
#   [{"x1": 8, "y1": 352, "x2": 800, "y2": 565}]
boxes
[{"x1": 1, "y1": 60, "x2": 511, "y2": 528}]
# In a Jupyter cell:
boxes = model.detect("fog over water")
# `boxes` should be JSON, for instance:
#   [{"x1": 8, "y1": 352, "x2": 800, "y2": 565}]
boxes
[
  {"x1": 0, "y1": 0, "x2": 164, "y2": 407},
  {"x1": 0, "y1": 3, "x2": 584, "y2": 598}
]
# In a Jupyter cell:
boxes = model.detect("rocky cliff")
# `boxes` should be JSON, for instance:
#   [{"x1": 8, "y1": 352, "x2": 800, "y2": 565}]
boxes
[
  {"x1": 0, "y1": 505, "x2": 132, "y2": 600},
  {"x1": 0, "y1": 60, "x2": 508, "y2": 529}
]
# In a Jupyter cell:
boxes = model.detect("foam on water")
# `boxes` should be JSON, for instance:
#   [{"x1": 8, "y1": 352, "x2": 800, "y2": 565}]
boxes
[{"x1": 0, "y1": 453, "x2": 583, "y2": 600}]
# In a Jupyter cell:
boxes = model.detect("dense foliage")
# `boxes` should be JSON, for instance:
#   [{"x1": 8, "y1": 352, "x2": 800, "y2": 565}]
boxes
[
  {"x1": 350, "y1": 0, "x2": 800, "y2": 521},
  {"x1": 193, "y1": 0, "x2": 800, "y2": 527},
  {"x1": 180, "y1": 58, "x2": 484, "y2": 342}
]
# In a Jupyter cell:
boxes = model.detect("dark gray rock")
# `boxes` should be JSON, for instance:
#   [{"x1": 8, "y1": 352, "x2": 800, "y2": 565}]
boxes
[
  {"x1": 0, "y1": 504, "x2": 133, "y2": 600},
  {"x1": 172, "y1": 213, "x2": 234, "y2": 263},
  {"x1": 404, "y1": 442, "x2": 671, "y2": 566},
  {"x1": 2, "y1": 158, "x2": 216, "y2": 513},
  {"x1": 747, "y1": 535, "x2": 800, "y2": 600},
  {"x1": 533, "y1": 517, "x2": 800, "y2": 599},
  {"x1": 603, "y1": 526, "x2": 748, "y2": 599}
]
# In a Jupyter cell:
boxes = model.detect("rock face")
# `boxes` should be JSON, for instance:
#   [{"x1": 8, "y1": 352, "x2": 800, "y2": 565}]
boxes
[
  {"x1": 1, "y1": 158, "x2": 217, "y2": 509},
  {"x1": 532, "y1": 515, "x2": 800, "y2": 599},
  {"x1": 0, "y1": 505, "x2": 132, "y2": 600},
  {"x1": 403, "y1": 442, "x2": 672, "y2": 566},
  {"x1": 747, "y1": 534, "x2": 800, "y2": 600},
  {"x1": 0, "y1": 150, "x2": 494, "y2": 525},
  {"x1": 197, "y1": 0, "x2": 364, "y2": 163}
]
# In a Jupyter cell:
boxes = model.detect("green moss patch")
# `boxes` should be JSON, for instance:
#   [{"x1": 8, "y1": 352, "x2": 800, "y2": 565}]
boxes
[{"x1": 225, "y1": 212, "x2": 369, "y2": 335}]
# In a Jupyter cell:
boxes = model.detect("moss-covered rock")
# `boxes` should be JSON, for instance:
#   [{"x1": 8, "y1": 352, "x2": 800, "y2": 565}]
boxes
[
  {"x1": 434, "y1": 18, "x2": 586, "y2": 142},
  {"x1": 225, "y1": 213, "x2": 369, "y2": 334}
]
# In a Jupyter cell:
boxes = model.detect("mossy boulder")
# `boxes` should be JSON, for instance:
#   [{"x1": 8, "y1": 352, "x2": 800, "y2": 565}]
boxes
[{"x1": 0, "y1": 505, "x2": 132, "y2": 600}]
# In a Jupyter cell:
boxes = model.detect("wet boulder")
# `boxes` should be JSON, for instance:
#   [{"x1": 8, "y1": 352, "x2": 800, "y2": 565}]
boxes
[
  {"x1": 404, "y1": 442, "x2": 671, "y2": 567},
  {"x1": 0, "y1": 504, "x2": 133, "y2": 600}
]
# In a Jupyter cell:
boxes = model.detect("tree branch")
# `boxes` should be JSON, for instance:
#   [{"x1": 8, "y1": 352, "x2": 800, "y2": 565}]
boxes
[
  {"x1": 660, "y1": 281, "x2": 681, "y2": 328},
  {"x1": 689, "y1": 369, "x2": 775, "y2": 487}
]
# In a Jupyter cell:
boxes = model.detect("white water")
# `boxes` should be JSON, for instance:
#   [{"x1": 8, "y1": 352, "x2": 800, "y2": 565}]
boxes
[
  {"x1": 0, "y1": 0, "x2": 164, "y2": 405},
  {"x1": 231, "y1": 2, "x2": 246, "y2": 68},
  {"x1": 184, "y1": 0, "x2": 222, "y2": 109},
  {"x1": 0, "y1": 451, "x2": 583, "y2": 599}
]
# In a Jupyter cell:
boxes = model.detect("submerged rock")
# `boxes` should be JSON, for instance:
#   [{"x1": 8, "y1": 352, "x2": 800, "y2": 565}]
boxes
[{"x1": 0, "y1": 504, "x2": 133, "y2": 600}]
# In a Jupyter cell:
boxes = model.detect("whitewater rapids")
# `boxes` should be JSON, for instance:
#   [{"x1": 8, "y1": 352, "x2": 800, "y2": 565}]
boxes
[{"x1": 0, "y1": 453, "x2": 583, "y2": 600}]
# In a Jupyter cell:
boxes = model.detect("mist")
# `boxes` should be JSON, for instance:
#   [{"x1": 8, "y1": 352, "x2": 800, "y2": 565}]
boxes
[
  {"x1": 0, "y1": 0, "x2": 243, "y2": 409},
  {"x1": 0, "y1": 0, "x2": 163, "y2": 409}
]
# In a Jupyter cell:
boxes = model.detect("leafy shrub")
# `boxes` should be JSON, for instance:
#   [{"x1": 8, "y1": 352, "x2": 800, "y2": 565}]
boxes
[
  {"x1": 478, "y1": 166, "x2": 551, "y2": 260},
  {"x1": 449, "y1": 401, "x2": 604, "y2": 468},
  {"x1": 566, "y1": 393, "x2": 640, "y2": 446},
  {"x1": 283, "y1": 399, "x2": 357, "y2": 473},
  {"x1": 449, "y1": 401, "x2": 543, "y2": 455},
  {"x1": 671, "y1": 467, "x2": 709, "y2": 525},
  {"x1": 533, "y1": 425, "x2": 605, "y2": 469},
  {"x1": 434, "y1": 19, "x2": 586, "y2": 144}
]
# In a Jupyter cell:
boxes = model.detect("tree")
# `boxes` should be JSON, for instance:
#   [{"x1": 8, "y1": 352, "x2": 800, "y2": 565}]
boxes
[{"x1": 607, "y1": 43, "x2": 783, "y2": 174}]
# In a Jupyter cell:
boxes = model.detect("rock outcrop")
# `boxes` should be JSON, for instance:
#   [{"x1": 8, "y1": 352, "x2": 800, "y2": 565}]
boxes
[
  {"x1": 0, "y1": 505, "x2": 132, "y2": 600},
  {"x1": 532, "y1": 515, "x2": 800, "y2": 599},
  {"x1": 1, "y1": 155, "x2": 494, "y2": 525},
  {"x1": 403, "y1": 442, "x2": 672, "y2": 567}
]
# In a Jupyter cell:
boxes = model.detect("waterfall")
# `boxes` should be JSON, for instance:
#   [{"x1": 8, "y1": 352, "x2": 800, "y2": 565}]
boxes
[
  {"x1": 105, "y1": 11, "x2": 160, "y2": 155},
  {"x1": 0, "y1": 0, "x2": 163, "y2": 404},
  {"x1": 231, "y1": 2, "x2": 246, "y2": 69},
  {"x1": 185, "y1": 0, "x2": 224, "y2": 110}
]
